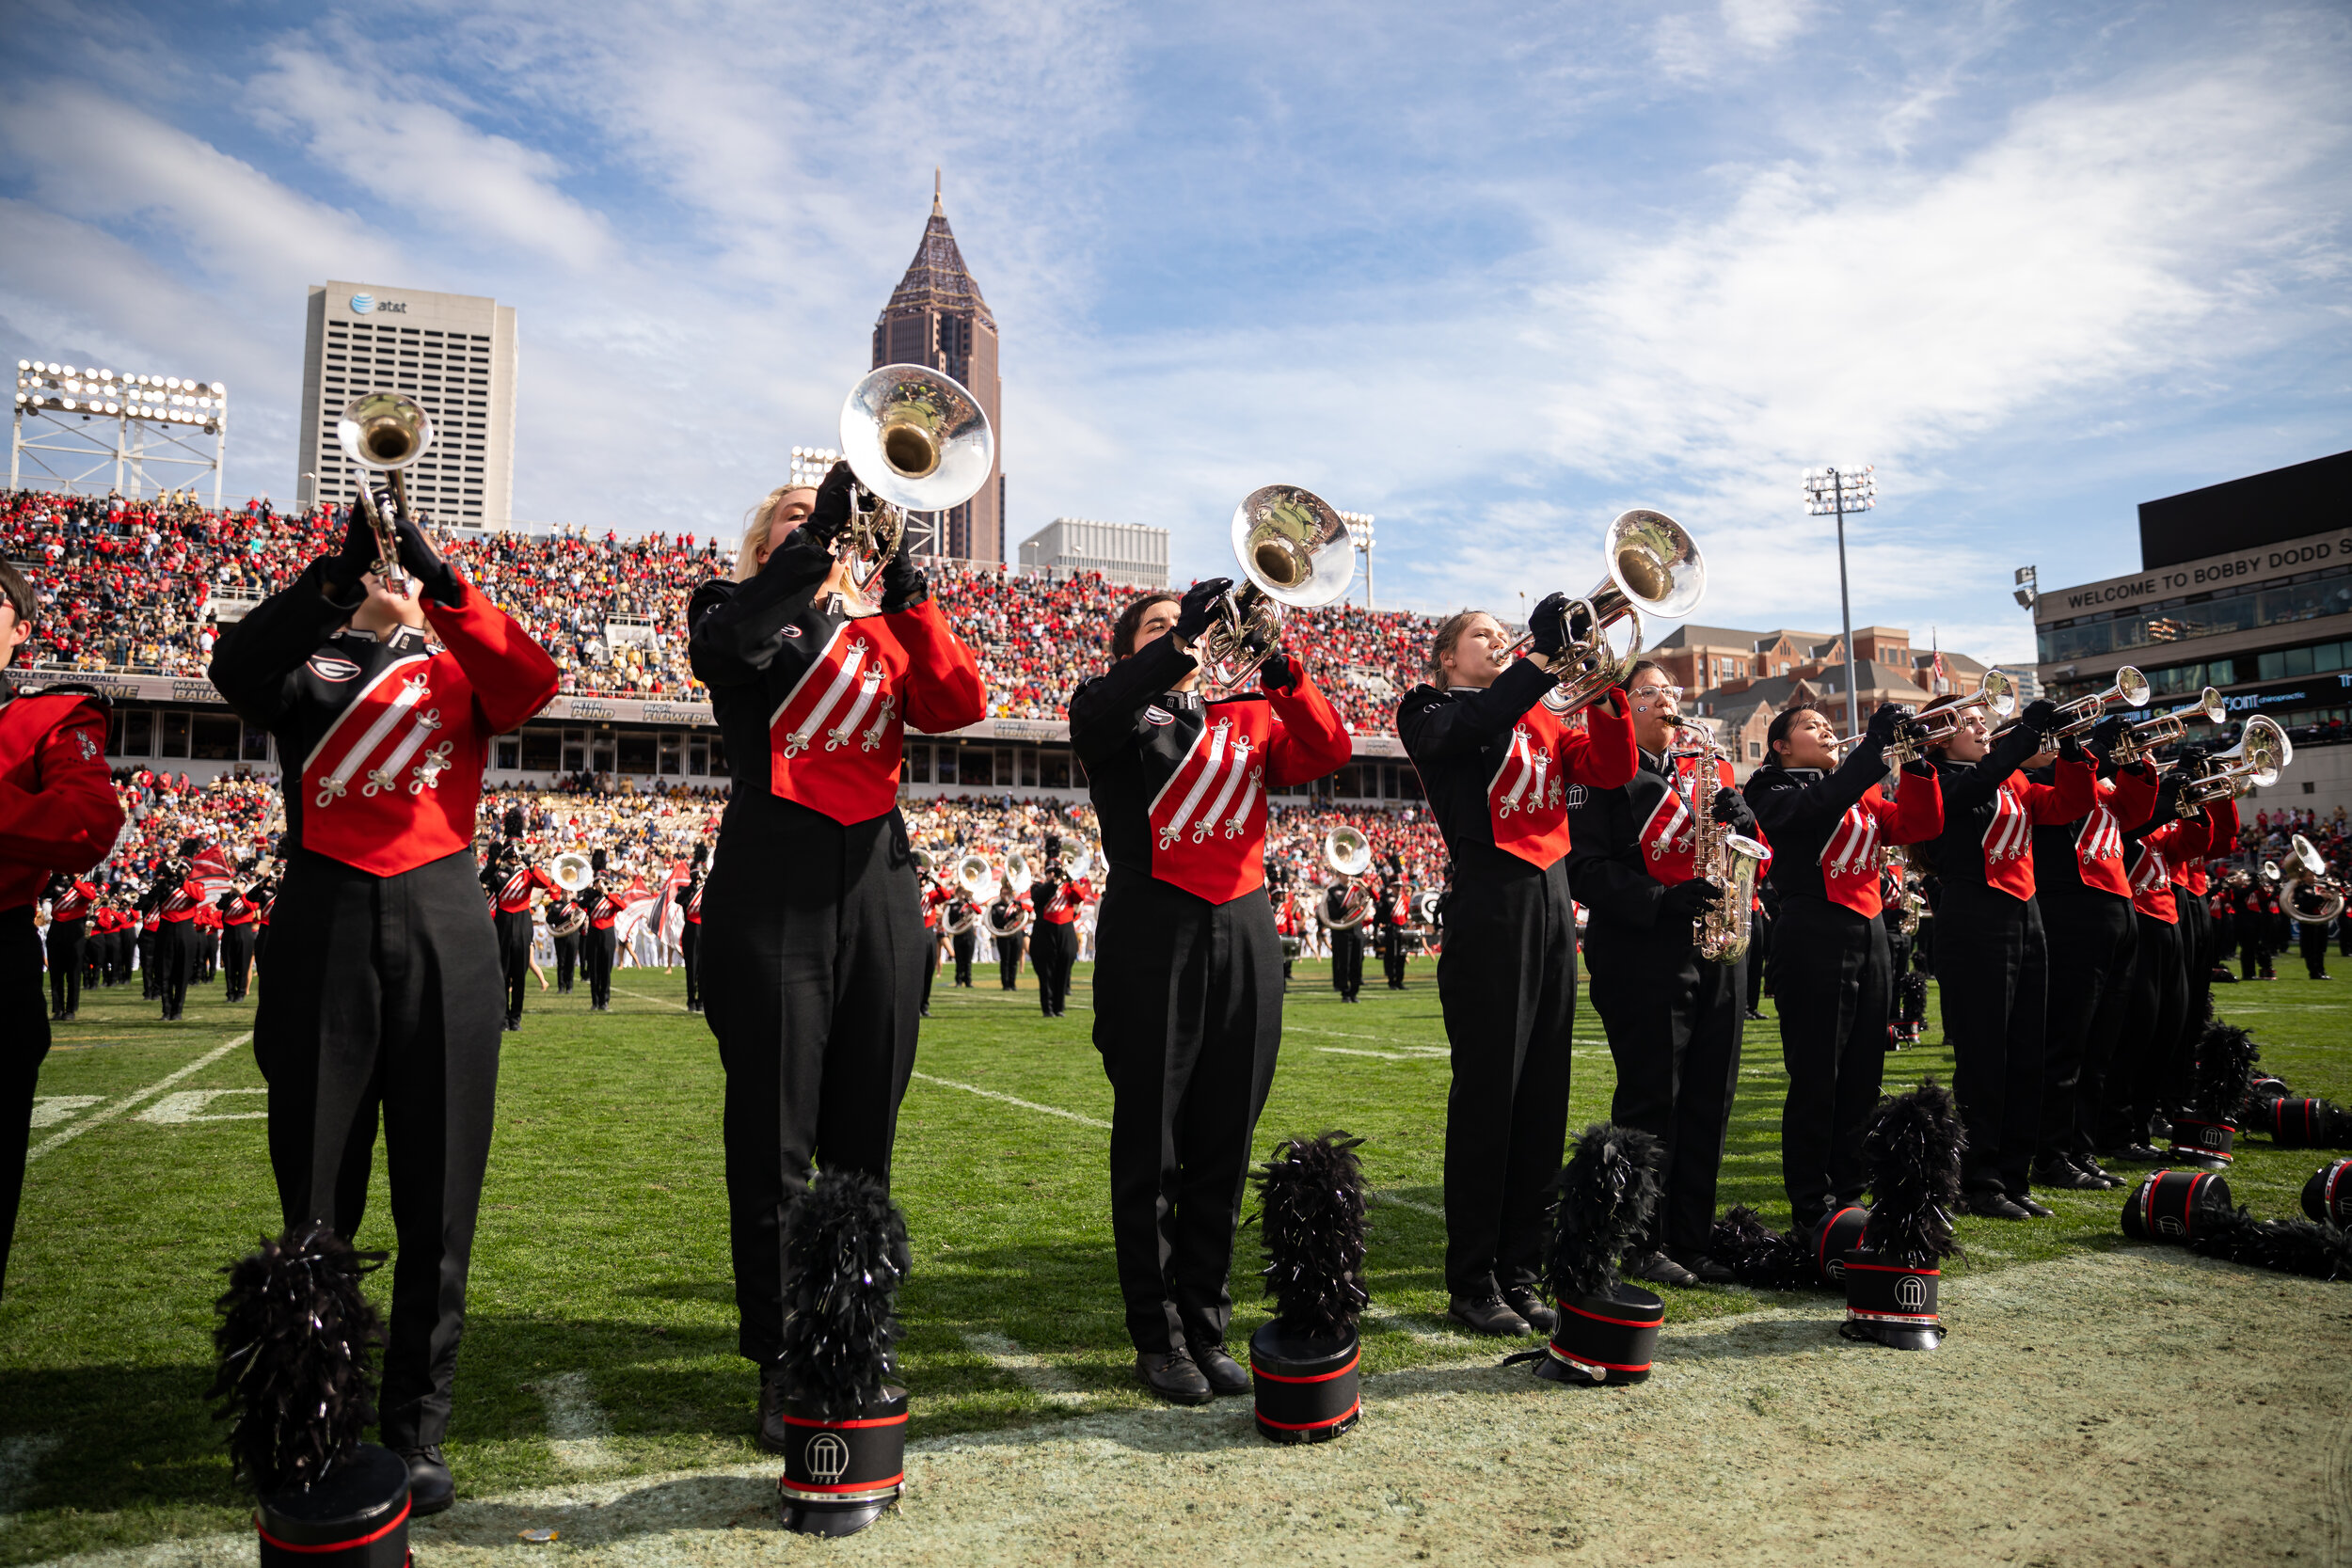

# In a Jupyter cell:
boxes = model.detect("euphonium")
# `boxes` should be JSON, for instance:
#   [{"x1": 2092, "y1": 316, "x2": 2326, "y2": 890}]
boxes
[
  {"x1": 833, "y1": 364, "x2": 996, "y2": 600},
  {"x1": 1505, "y1": 510, "x2": 1706, "y2": 713},
  {"x1": 334, "y1": 390, "x2": 434, "y2": 597},
  {"x1": 2283, "y1": 833, "x2": 2346, "y2": 925},
  {"x1": 1191, "y1": 485, "x2": 1358, "y2": 696},
  {"x1": 1676, "y1": 721, "x2": 1769, "y2": 961}
]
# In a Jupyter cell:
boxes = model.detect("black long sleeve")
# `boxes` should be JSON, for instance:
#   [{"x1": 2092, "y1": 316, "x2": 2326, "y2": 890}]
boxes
[
  {"x1": 207, "y1": 559, "x2": 364, "y2": 730},
  {"x1": 1565, "y1": 760, "x2": 1669, "y2": 929},
  {"x1": 1938, "y1": 722, "x2": 2045, "y2": 816},
  {"x1": 1394, "y1": 657, "x2": 1558, "y2": 761},
  {"x1": 1068, "y1": 636, "x2": 1196, "y2": 768},
  {"x1": 685, "y1": 533, "x2": 836, "y2": 689},
  {"x1": 1744, "y1": 736, "x2": 1887, "y2": 839}
]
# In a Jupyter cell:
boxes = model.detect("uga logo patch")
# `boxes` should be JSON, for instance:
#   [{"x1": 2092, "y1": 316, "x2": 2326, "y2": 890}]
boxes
[
  {"x1": 1143, "y1": 705, "x2": 1174, "y2": 726},
  {"x1": 308, "y1": 656, "x2": 361, "y2": 682},
  {"x1": 781, "y1": 625, "x2": 804, "y2": 640},
  {"x1": 1564, "y1": 784, "x2": 1588, "y2": 809}
]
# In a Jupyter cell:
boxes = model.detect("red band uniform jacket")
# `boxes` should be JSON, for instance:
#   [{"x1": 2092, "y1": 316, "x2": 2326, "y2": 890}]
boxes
[
  {"x1": 2029, "y1": 762, "x2": 2159, "y2": 902},
  {"x1": 1744, "y1": 740, "x2": 1944, "y2": 921},
  {"x1": 0, "y1": 675, "x2": 124, "y2": 911},
  {"x1": 1924, "y1": 727, "x2": 2098, "y2": 905}
]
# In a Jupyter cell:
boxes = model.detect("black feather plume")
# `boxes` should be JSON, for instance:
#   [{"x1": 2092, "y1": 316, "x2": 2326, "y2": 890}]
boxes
[
  {"x1": 2191, "y1": 1022, "x2": 2261, "y2": 1123},
  {"x1": 1542, "y1": 1124, "x2": 1664, "y2": 1301},
  {"x1": 207, "y1": 1224, "x2": 386, "y2": 1497},
  {"x1": 774, "y1": 1170, "x2": 912, "y2": 1418},
  {"x1": 1707, "y1": 1205, "x2": 1820, "y2": 1291},
  {"x1": 1860, "y1": 1078, "x2": 1965, "y2": 1269},
  {"x1": 2241, "y1": 1072, "x2": 2290, "y2": 1124},
  {"x1": 1251, "y1": 1132, "x2": 1371, "y2": 1335},
  {"x1": 2185, "y1": 1209, "x2": 2352, "y2": 1281}
]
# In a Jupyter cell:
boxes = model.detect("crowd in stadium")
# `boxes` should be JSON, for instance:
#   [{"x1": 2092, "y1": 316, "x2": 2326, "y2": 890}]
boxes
[{"x1": 2, "y1": 486, "x2": 1437, "y2": 733}]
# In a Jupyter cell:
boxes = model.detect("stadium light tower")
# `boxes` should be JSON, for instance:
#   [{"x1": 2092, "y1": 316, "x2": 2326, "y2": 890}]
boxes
[
  {"x1": 1339, "y1": 512, "x2": 1375, "y2": 609},
  {"x1": 12, "y1": 358, "x2": 229, "y2": 505},
  {"x1": 1803, "y1": 463, "x2": 1877, "y2": 737}
]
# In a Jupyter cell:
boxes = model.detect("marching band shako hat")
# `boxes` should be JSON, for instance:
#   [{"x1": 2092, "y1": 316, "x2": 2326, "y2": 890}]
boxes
[
  {"x1": 1514, "y1": 1124, "x2": 1666, "y2": 1387},
  {"x1": 1841, "y1": 1079, "x2": 1964, "y2": 1351},
  {"x1": 2301, "y1": 1160, "x2": 2352, "y2": 1226},
  {"x1": 691, "y1": 843, "x2": 708, "y2": 867},
  {"x1": 502, "y1": 807, "x2": 526, "y2": 839},
  {"x1": 209, "y1": 1226, "x2": 410, "y2": 1568},
  {"x1": 590, "y1": 847, "x2": 608, "y2": 874},
  {"x1": 1247, "y1": 1132, "x2": 1370, "y2": 1444},
  {"x1": 2167, "y1": 1116, "x2": 2237, "y2": 1167},
  {"x1": 179, "y1": 836, "x2": 202, "y2": 859},
  {"x1": 1811, "y1": 1205, "x2": 1871, "y2": 1288},
  {"x1": 2263, "y1": 1097, "x2": 2352, "y2": 1149},
  {"x1": 771, "y1": 1171, "x2": 912, "y2": 1537},
  {"x1": 2120, "y1": 1169, "x2": 2233, "y2": 1242},
  {"x1": 2169, "y1": 1021, "x2": 2262, "y2": 1167}
]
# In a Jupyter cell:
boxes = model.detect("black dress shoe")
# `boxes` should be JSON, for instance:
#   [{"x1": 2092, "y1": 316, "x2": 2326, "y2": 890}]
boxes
[
  {"x1": 1447, "y1": 1294, "x2": 1532, "y2": 1337},
  {"x1": 1501, "y1": 1287, "x2": 1557, "y2": 1335},
  {"x1": 2074, "y1": 1156, "x2": 2122, "y2": 1189},
  {"x1": 1671, "y1": 1251, "x2": 1738, "y2": 1285},
  {"x1": 1189, "y1": 1341, "x2": 1251, "y2": 1396},
  {"x1": 2106, "y1": 1143, "x2": 2164, "y2": 1164},
  {"x1": 1744, "y1": 1008, "x2": 1766, "y2": 1021},
  {"x1": 1965, "y1": 1192, "x2": 2032, "y2": 1220},
  {"x1": 2010, "y1": 1195, "x2": 2056, "y2": 1218},
  {"x1": 2030, "y1": 1158, "x2": 2106, "y2": 1191},
  {"x1": 1136, "y1": 1349, "x2": 1212, "y2": 1405},
  {"x1": 400, "y1": 1446, "x2": 454, "y2": 1516},
  {"x1": 1626, "y1": 1250, "x2": 1700, "y2": 1288},
  {"x1": 756, "y1": 1370, "x2": 794, "y2": 1453}
]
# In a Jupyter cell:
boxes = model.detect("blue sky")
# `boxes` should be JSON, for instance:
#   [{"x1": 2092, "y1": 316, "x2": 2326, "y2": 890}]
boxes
[{"x1": 2, "y1": 0, "x2": 2346, "y2": 665}]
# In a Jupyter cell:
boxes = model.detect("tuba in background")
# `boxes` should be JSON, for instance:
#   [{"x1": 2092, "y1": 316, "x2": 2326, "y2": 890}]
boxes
[
  {"x1": 550, "y1": 852, "x2": 594, "y2": 894},
  {"x1": 1320, "y1": 827, "x2": 1375, "y2": 930},
  {"x1": 1190, "y1": 485, "x2": 1359, "y2": 697},
  {"x1": 2283, "y1": 833, "x2": 2345, "y2": 925}
]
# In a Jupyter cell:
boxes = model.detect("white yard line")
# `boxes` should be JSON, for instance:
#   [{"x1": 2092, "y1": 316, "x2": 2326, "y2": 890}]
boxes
[
  {"x1": 27, "y1": 1097, "x2": 103, "y2": 1128},
  {"x1": 27, "y1": 1034, "x2": 252, "y2": 1163},
  {"x1": 1369, "y1": 1190, "x2": 1444, "y2": 1218},
  {"x1": 135, "y1": 1088, "x2": 267, "y2": 1124},
  {"x1": 534, "y1": 1371, "x2": 619, "y2": 1472},
  {"x1": 962, "y1": 1331, "x2": 1089, "y2": 1406},
  {"x1": 909, "y1": 1072, "x2": 1111, "y2": 1130},
  {"x1": 609, "y1": 986, "x2": 691, "y2": 1013}
]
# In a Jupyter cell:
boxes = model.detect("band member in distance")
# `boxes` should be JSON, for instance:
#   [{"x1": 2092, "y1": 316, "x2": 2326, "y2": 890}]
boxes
[
  {"x1": 483, "y1": 809, "x2": 556, "y2": 1031},
  {"x1": 1030, "y1": 836, "x2": 1089, "y2": 1018},
  {"x1": 579, "y1": 849, "x2": 622, "y2": 1011},
  {"x1": 209, "y1": 498, "x2": 560, "y2": 1511},
  {"x1": 1072, "y1": 579, "x2": 1350, "y2": 1402},
  {"x1": 1397, "y1": 598, "x2": 1635, "y2": 1334},
  {"x1": 688, "y1": 463, "x2": 985, "y2": 1449}
]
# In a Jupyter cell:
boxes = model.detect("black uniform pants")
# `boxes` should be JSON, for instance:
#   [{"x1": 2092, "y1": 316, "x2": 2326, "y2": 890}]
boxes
[
  {"x1": 139, "y1": 929, "x2": 159, "y2": 997},
  {"x1": 2, "y1": 907, "x2": 49, "y2": 1297},
  {"x1": 952, "y1": 928, "x2": 976, "y2": 986},
  {"x1": 554, "y1": 931, "x2": 580, "y2": 993},
  {"x1": 583, "y1": 926, "x2": 616, "y2": 1008},
  {"x1": 253, "y1": 849, "x2": 503, "y2": 1449},
  {"x1": 158, "y1": 919, "x2": 199, "y2": 1020},
  {"x1": 84, "y1": 931, "x2": 103, "y2": 990},
  {"x1": 997, "y1": 931, "x2": 1025, "y2": 990},
  {"x1": 1436, "y1": 863, "x2": 1577, "y2": 1299},
  {"x1": 1934, "y1": 884, "x2": 2046, "y2": 1196},
  {"x1": 2301, "y1": 921, "x2": 2330, "y2": 979},
  {"x1": 1381, "y1": 924, "x2": 1407, "y2": 988},
  {"x1": 109, "y1": 931, "x2": 131, "y2": 986},
  {"x1": 2039, "y1": 893, "x2": 2137, "y2": 1164},
  {"x1": 1329, "y1": 928, "x2": 1363, "y2": 998},
  {"x1": 2114, "y1": 911, "x2": 2188, "y2": 1140},
  {"x1": 1093, "y1": 873, "x2": 1282, "y2": 1354},
  {"x1": 222, "y1": 921, "x2": 258, "y2": 1003},
  {"x1": 2179, "y1": 894, "x2": 2215, "y2": 1023},
  {"x1": 201, "y1": 928, "x2": 217, "y2": 982},
  {"x1": 495, "y1": 909, "x2": 533, "y2": 1023},
  {"x1": 1587, "y1": 916, "x2": 1743, "y2": 1257},
  {"x1": 1032, "y1": 920, "x2": 1077, "y2": 1015},
  {"x1": 1767, "y1": 896, "x2": 1888, "y2": 1225},
  {"x1": 46, "y1": 918, "x2": 86, "y2": 1017},
  {"x1": 700, "y1": 797, "x2": 923, "y2": 1367},
  {"x1": 681, "y1": 921, "x2": 702, "y2": 1007},
  {"x1": 1747, "y1": 906, "x2": 1773, "y2": 1013}
]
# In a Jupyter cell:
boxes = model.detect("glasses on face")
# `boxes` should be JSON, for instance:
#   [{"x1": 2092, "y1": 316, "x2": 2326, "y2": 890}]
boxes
[{"x1": 1629, "y1": 684, "x2": 1683, "y2": 700}]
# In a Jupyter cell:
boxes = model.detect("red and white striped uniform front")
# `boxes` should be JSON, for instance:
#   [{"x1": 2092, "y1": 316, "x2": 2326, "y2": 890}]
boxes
[
  {"x1": 1979, "y1": 780, "x2": 2037, "y2": 898},
  {"x1": 159, "y1": 877, "x2": 205, "y2": 921},
  {"x1": 1486, "y1": 690, "x2": 1591, "y2": 868},
  {"x1": 1149, "y1": 707, "x2": 1271, "y2": 899},
  {"x1": 765, "y1": 623, "x2": 906, "y2": 823},
  {"x1": 303, "y1": 655, "x2": 477, "y2": 866},
  {"x1": 2130, "y1": 841, "x2": 2177, "y2": 923},
  {"x1": 493, "y1": 863, "x2": 554, "y2": 915},
  {"x1": 1635, "y1": 753, "x2": 1758, "y2": 887}
]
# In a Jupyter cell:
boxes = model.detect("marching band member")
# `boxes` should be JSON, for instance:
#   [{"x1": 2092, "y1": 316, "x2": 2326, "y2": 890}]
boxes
[
  {"x1": 545, "y1": 886, "x2": 584, "y2": 995},
  {"x1": 687, "y1": 463, "x2": 984, "y2": 1448},
  {"x1": 1397, "y1": 598, "x2": 1635, "y2": 1334},
  {"x1": 1914, "y1": 692, "x2": 2089, "y2": 1218},
  {"x1": 42, "y1": 870, "x2": 96, "y2": 1022},
  {"x1": 484, "y1": 810, "x2": 557, "y2": 1031},
  {"x1": 1321, "y1": 873, "x2": 1366, "y2": 1002},
  {"x1": 1030, "y1": 837, "x2": 1089, "y2": 1018},
  {"x1": 148, "y1": 840, "x2": 208, "y2": 1022},
  {"x1": 677, "y1": 844, "x2": 707, "y2": 1014},
  {"x1": 578, "y1": 849, "x2": 622, "y2": 1011},
  {"x1": 1376, "y1": 852, "x2": 1410, "y2": 990},
  {"x1": 988, "y1": 874, "x2": 1030, "y2": 990},
  {"x1": 1, "y1": 560, "x2": 124, "y2": 1296},
  {"x1": 218, "y1": 867, "x2": 263, "y2": 1005},
  {"x1": 1072, "y1": 580, "x2": 1349, "y2": 1402},
  {"x1": 1741, "y1": 704, "x2": 1943, "y2": 1226},
  {"x1": 950, "y1": 880, "x2": 979, "y2": 987},
  {"x1": 2025, "y1": 721, "x2": 2150, "y2": 1191},
  {"x1": 2106, "y1": 779, "x2": 2223, "y2": 1155},
  {"x1": 1566, "y1": 663, "x2": 1758, "y2": 1285},
  {"x1": 209, "y1": 498, "x2": 559, "y2": 1510}
]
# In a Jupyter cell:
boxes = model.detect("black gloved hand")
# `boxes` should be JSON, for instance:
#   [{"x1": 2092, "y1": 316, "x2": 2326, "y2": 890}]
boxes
[
  {"x1": 1174, "y1": 577, "x2": 1232, "y2": 645},
  {"x1": 2019, "y1": 698, "x2": 2061, "y2": 736},
  {"x1": 1866, "y1": 702, "x2": 1906, "y2": 746},
  {"x1": 1710, "y1": 785, "x2": 1755, "y2": 831},
  {"x1": 2089, "y1": 713, "x2": 2130, "y2": 758},
  {"x1": 1527, "y1": 592, "x2": 1573, "y2": 660},
  {"x1": 324, "y1": 500, "x2": 383, "y2": 595},
  {"x1": 804, "y1": 460, "x2": 856, "y2": 547},
  {"x1": 2153, "y1": 769, "x2": 2186, "y2": 823},
  {"x1": 1658, "y1": 878, "x2": 1724, "y2": 922},
  {"x1": 393, "y1": 514, "x2": 464, "y2": 607},
  {"x1": 1259, "y1": 650, "x2": 1302, "y2": 694},
  {"x1": 877, "y1": 548, "x2": 929, "y2": 613}
]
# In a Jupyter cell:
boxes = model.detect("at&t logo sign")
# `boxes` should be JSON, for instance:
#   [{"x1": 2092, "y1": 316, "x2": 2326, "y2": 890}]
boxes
[{"x1": 349, "y1": 293, "x2": 409, "y2": 316}]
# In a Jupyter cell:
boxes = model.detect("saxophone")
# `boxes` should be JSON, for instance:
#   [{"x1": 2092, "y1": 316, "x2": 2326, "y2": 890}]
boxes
[
  {"x1": 1884, "y1": 845, "x2": 1927, "y2": 938},
  {"x1": 1676, "y1": 722, "x2": 1771, "y2": 961}
]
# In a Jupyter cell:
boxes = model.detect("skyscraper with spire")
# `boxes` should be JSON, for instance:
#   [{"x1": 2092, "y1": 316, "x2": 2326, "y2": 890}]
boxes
[{"x1": 874, "y1": 174, "x2": 1004, "y2": 562}]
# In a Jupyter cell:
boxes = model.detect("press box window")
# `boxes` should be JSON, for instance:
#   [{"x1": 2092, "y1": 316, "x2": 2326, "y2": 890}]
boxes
[
  {"x1": 161, "y1": 711, "x2": 191, "y2": 758},
  {"x1": 903, "y1": 742, "x2": 930, "y2": 784},
  {"x1": 242, "y1": 723, "x2": 272, "y2": 763},
  {"x1": 519, "y1": 730, "x2": 563, "y2": 771},
  {"x1": 495, "y1": 736, "x2": 521, "y2": 770}
]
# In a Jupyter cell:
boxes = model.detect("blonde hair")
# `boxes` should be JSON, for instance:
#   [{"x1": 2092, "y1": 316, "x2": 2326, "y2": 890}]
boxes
[{"x1": 735, "y1": 484, "x2": 818, "y2": 582}]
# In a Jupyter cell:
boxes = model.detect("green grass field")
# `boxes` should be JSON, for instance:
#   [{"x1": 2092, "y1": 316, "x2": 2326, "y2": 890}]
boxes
[{"x1": 4, "y1": 950, "x2": 2347, "y2": 1564}]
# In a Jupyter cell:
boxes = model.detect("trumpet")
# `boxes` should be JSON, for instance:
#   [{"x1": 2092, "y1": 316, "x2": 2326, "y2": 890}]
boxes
[
  {"x1": 1191, "y1": 485, "x2": 1358, "y2": 696},
  {"x1": 2108, "y1": 686, "x2": 2227, "y2": 764},
  {"x1": 1830, "y1": 670, "x2": 2020, "y2": 762},
  {"x1": 1505, "y1": 510, "x2": 1706, "y2": 712},
  {"x1": 2283, "y1": 833, "x2": 2345, "y2": 925},
  {"x1": 334, "y1": 390, "x2": 434, "y2": 597},
  {"x1": 2178, "y1": 716, "x2": 2291, "y2": 807},
  {"x1": 550, "y1": 852, "x2": 594, "y2": 894},
  {"x1": 2041, "y1": 666, "x2": 2153, "y2": 741},
  {"x1": 833, "y1": 363, "x2": 996, "y2": 601}
]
